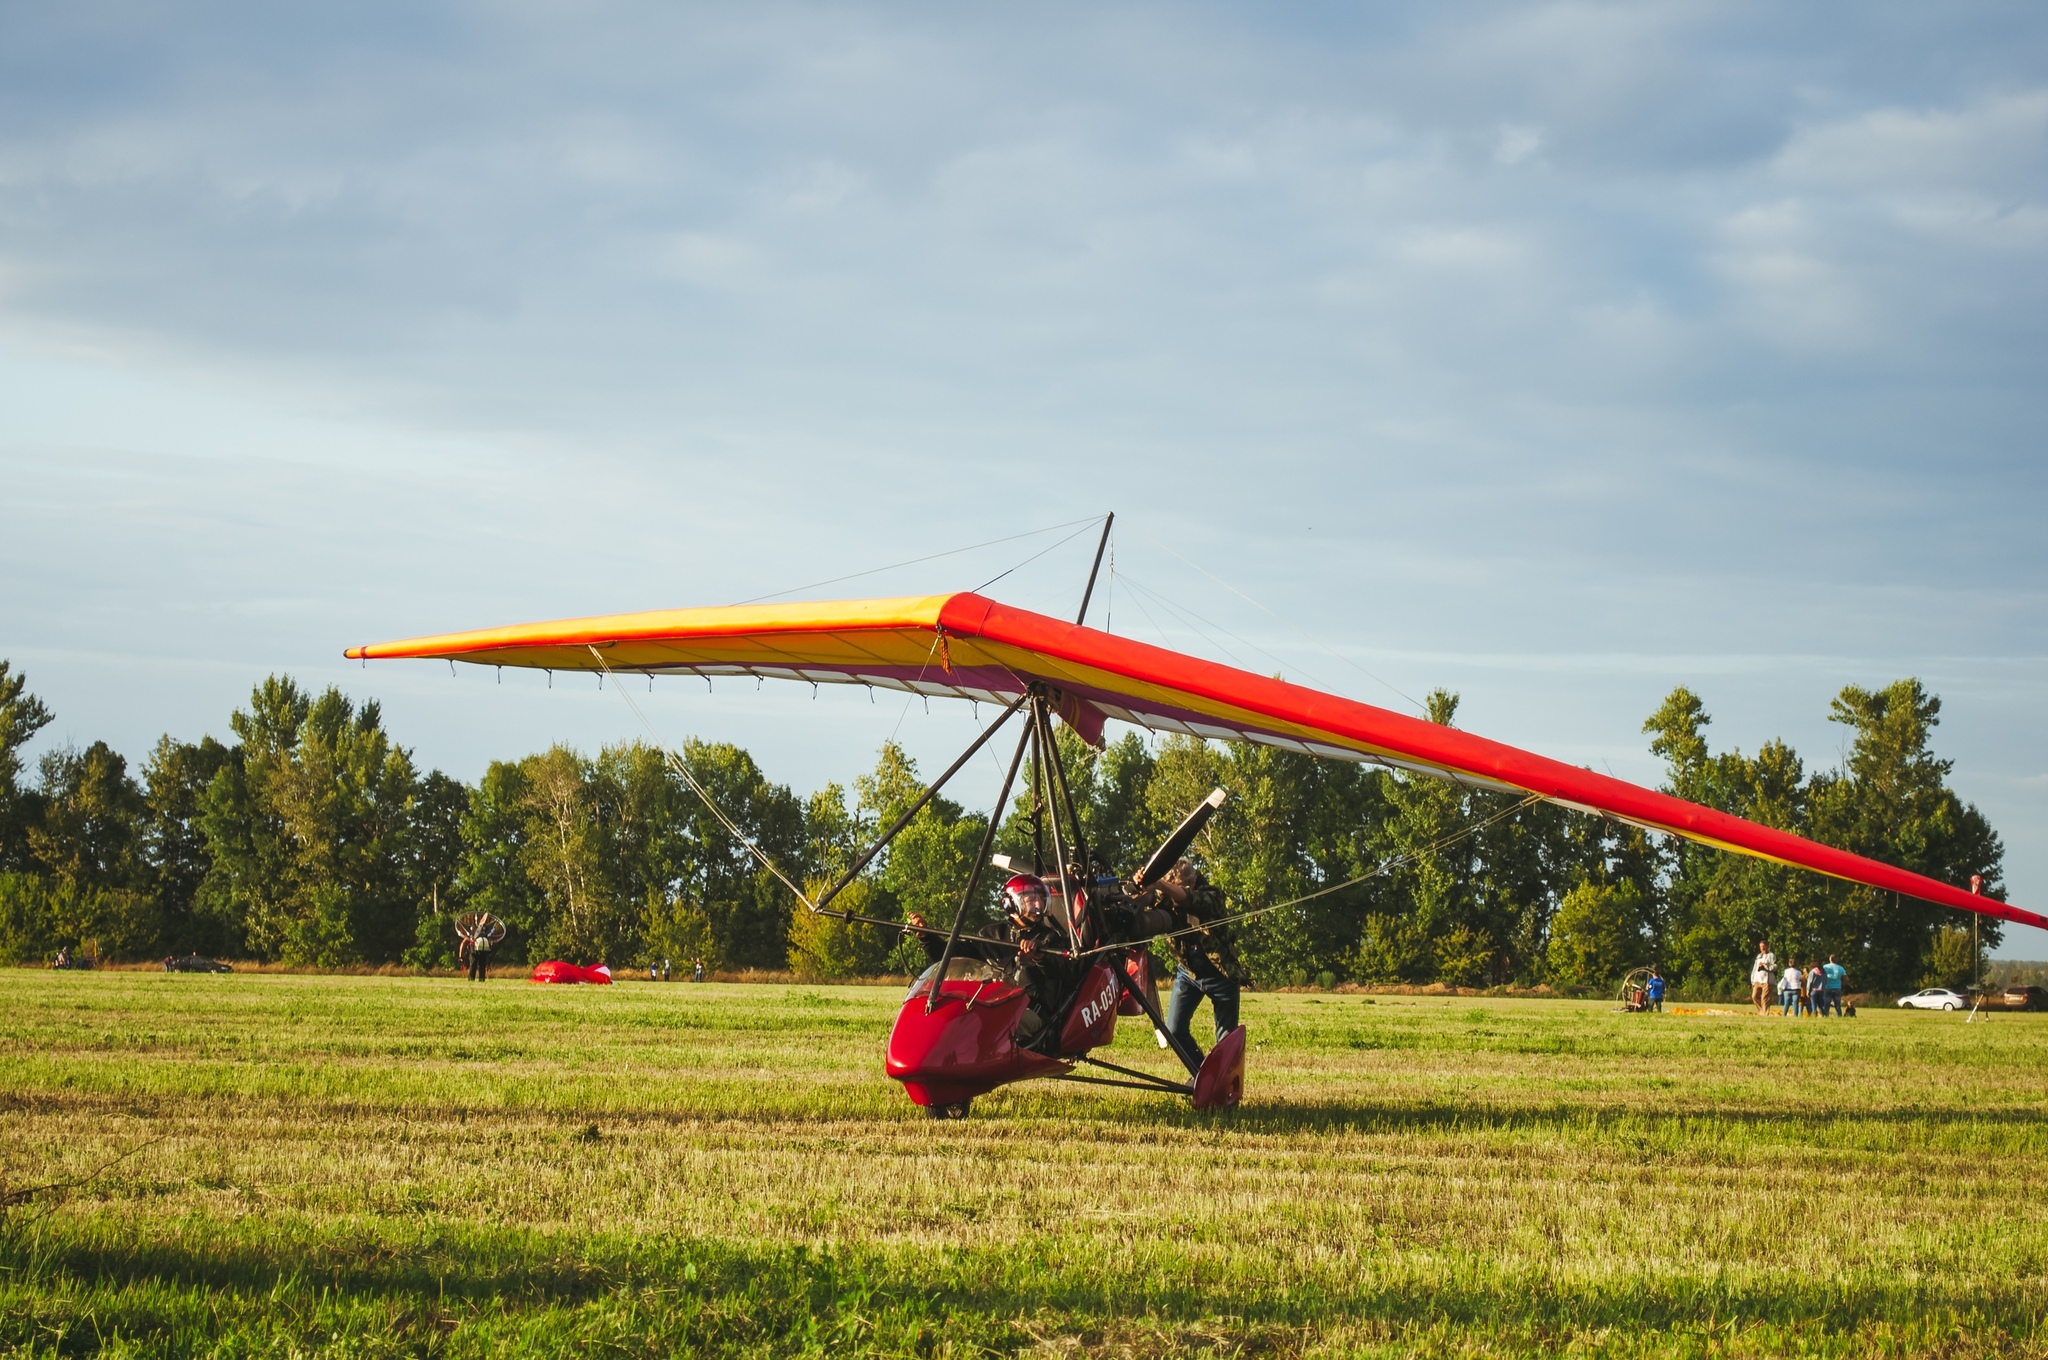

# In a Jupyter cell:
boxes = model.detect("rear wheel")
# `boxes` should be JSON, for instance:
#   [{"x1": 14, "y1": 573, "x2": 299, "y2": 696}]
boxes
[
  {"x1": 1942, "y1": 1002, "x2": 1958, "y2": 1011},
  {"x1": 924, "y1": 1100, "x2": 972, "y2": 1121}
]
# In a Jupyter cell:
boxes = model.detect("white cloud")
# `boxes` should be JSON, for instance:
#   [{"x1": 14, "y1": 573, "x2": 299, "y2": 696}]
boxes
[
  {"x1": 1398, "y1": 226, "x2": 1526, "y2": 268},
  {"x1": 1774, "y1": 91, "x2": 2048, "y2": 194},
  {"x1": 1493, "y1": 123, "x2": 1544, "y2": 166},
  {"x1": 653, "y1": 232, "x2": 766, "y2": 288},
  {"x1": 771, "y1": 160, "x2": 869, "y2": 214},
  {"x1": 1711, "y1": 201, "x2": 1875, "y2": 351}
]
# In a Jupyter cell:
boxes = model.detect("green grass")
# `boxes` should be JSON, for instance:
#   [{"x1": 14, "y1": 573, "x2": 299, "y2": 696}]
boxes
[{"x1": 2, "y1": 973, "x2": 2045, "y2": 1357}]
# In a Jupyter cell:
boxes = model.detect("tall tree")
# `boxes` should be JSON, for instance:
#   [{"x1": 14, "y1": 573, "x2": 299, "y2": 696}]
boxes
[
  {"x1": 0, "y1": 661, "x2": 54, "y2": 873},
  {"x1": 857, "y1": 740, "x2": 989, "y2": 927},
  {"x1": 1810, "y1": 679, "x2": 2004, "y2": 989},
  {"x1": 455, "y1": 759, "x2": 544, "y2": 963},
  {"x1": 26, "y1": 742, "x2": 156, "y2": 958},
  {"x1": 674, "y1": 739, "x2": 806, "y2": 968},
  {"x1": 1649, "y1": 678, "x2": 2004, "y2": 994},
  {"x1": 141, "y1": 736, "x2": 240, "y2": 957},
  {"x1": 195, "y1": 677, "x2": 460, "y2": 965}
]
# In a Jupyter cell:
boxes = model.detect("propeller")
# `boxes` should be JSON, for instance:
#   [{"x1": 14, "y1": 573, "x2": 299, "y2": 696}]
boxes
[{"x1": 1131, "y1": 788, "x2": 1227, "y2": 890}]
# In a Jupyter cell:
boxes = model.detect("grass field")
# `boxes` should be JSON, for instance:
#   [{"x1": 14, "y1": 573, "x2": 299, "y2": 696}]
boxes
[{"x1": 3, "y1": 972, "x2": 2045, "y2": 1357}]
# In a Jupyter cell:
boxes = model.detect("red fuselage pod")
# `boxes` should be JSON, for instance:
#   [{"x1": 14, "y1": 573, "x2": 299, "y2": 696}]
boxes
[
  {"x1": 886, "y1": 979, "x2": 1071, "y2": 1107},
  {"x1": 1056, "y1": 960, "x2": 1121, "y2": 1055}
]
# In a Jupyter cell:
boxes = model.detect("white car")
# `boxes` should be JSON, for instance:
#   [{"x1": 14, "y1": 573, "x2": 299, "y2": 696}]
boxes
[{"x1": 1897, "y1": 987, "x2": 1969, "y2": 1011}]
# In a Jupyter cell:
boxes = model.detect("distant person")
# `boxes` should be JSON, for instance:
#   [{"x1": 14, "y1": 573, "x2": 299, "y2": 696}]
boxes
[
  {"x1": 1805, "y1": 962, "x2": 1825, "y2": 1017},
  {"x1": 1752, "y1": 942, "x2": 1777, "y2": 1014},
  {"x1": 1646, "y1": 969, "x2": 1665, "y2": 1013},
  {"x1": 1822, "y1": 954, "x2": 1847, "y2": 1016},
  {"x1": 692, "y1": 958, "x2": 705, "y2": 983},
  {"x1": 51, "y1": 946, "x2": 70, "y2": 970},
  {"x1": 1780, "y1": 959, "x2": 1802, "y2": 1016},
  {"x1": 468, "y1": 912, "x2": 496, "y2": 982}
]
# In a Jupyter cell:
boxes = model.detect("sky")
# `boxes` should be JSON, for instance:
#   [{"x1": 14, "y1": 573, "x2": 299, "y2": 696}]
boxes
[{"x1": 2, "y1": 2, "x2": 2044, "y2": 950}]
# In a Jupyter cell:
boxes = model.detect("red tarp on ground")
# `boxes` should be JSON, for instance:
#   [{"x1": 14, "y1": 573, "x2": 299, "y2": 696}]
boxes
[{"x1": 530, "y1": 961, "x2": 613, "y2": 985}]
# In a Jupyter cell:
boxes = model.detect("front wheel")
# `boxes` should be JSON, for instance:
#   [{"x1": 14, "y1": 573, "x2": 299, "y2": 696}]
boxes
[{"x1": 924, "y1": 1100, "x2": 972, "y2": 1121}]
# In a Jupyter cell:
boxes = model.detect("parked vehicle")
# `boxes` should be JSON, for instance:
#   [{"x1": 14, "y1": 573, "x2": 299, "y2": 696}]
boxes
[
  {"x1": 2003, "y1": 984, "x2": 2047, "y2": 1012},
  {"x1": 1897, "y1": 987, "x2": 1968, "y2": 1011},
  {"x1": 163, "y1": 954, "x2": 233, "y2": 973}
]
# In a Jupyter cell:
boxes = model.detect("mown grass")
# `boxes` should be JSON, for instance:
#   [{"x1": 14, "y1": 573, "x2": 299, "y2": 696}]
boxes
[{"x1": 2, "y1": 973, "x2": 2044, "y2": 1357}]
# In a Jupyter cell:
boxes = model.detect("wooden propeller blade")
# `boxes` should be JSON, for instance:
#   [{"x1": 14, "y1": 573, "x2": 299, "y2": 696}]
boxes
[{"x1": 1133, "y1": 787, "x2": 1227, "y2": 889}]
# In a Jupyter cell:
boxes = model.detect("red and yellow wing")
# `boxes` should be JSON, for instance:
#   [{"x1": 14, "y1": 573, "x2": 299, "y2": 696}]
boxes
[{"x1": 348, "y1": 591, "x2": 2044, "y2": 933}]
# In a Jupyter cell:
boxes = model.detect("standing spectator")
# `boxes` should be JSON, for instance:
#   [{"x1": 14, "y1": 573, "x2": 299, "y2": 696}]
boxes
[
  {"x1": 467, "y1": 912, "x2": 496, "y2": 982},
  {"x1": 1780, "y1": 958, "x2": 1802, "y2": 1016},
  {"x1": 1752, "y1": 941, "x2": 1777, "y2": 1014},
  {"x1": 1646, "y1": 969, "x2": 1665, "y2": 1013},
  {"x1": 1805, "y1": 961, "x2": 1826, "y2": 1017},
  {"x1": 1822, "y1": 955, "x2": 1847, "y2": 1016},
  {"x1": 692, "y1": 958, "x2": 705, "y2": 983}
]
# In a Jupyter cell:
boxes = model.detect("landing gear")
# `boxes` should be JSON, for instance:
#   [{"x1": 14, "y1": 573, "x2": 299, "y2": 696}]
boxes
[{"x1": 924, "y1": 1099, "x2": 972, "y2": 1120}]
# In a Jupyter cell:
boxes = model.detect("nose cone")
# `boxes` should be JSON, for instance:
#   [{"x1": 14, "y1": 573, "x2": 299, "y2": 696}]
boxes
[{"x1": 885, "y1": 984, "x2": 1067, "y2": 1107}]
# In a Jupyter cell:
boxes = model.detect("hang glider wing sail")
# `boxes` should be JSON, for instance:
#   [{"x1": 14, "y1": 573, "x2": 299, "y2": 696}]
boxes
[{"x1": 348, "y1": 592, "x2": 2044, "y2": 933}]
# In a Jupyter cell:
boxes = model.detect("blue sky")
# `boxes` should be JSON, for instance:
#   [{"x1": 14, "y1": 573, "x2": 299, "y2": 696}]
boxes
[{"x1": 3, "y1": 3, "x2": 2044, "y2": 949}]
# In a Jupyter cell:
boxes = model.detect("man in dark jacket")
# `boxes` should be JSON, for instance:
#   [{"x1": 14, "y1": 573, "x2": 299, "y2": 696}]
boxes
[{"x1": 1152, "y1": 859, "x2": 1247, "y2": 1059}]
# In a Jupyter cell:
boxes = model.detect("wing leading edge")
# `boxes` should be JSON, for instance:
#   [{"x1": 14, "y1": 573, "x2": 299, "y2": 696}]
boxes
[{"x1": 347, "y1": 591, "x2": 2045, "y2": 933}]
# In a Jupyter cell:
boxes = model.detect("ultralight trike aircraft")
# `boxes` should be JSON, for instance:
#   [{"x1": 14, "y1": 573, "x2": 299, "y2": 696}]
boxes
[{"x1": 348, "y1": 519, "x2": 2045, "y2": 1117}]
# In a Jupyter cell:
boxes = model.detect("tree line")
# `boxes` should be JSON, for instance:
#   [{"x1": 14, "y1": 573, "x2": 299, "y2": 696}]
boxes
[{"x1": 0, "y1": 659, "x2": 2007, "y2": 993}]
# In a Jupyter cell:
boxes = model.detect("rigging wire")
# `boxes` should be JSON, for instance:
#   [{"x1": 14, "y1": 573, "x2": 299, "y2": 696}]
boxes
[
  {"x1": 884, "y1": 630, "x2": 946, "y2": 748},
  {"x1": 588, "y1": 645, "x2": 1554, "y2": 961},
  {"x1": 1103, "y1": 527, "x2": 1113, "y2": 634},
  {"x1": 969, "y1": 518, "x2": 1105, "y2": 595},
  {"x1": 1115, "y1": 570, "x2": 1177, "y2": 655},
  {"x1": 586, "y1": 647, "x2": 819, "y2": 912},
  {"x1": 1115, "y1": 572, "x2": 1263, "y2": 673},
  {"x1": 586, "y1": 518, "x2": 1111, "y2": 912},
  {"x1": 1068, "y1": 790, "x2": 1547, "y2": 959},
  {"x1": 1125, "y1": 521, "x2": 1425, "y2": 714},
  {"x1": 1120, "y1": 566, "x2": 1355, "y2": 699},
  {"x1": 583, "y1": 512, "x2": 1500, "y2": 944},
  {"x1": 734, "y1": 515, "x2": 1102, "y2": 605}
]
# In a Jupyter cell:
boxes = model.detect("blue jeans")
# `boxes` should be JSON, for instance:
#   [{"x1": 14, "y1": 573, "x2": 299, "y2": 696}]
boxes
[
  {"x1": 1780, "y1": 989, "x2": 1796, "y2": 1015},
  {"x1": 1165, "y1": 968, "x2": 1241, "y2": 1059},
  {"x1": 1824, "y1": 988, "x2": 1842, "y2": 1016}
]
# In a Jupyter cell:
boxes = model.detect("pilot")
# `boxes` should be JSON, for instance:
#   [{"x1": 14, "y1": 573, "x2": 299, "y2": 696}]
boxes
[{"x1": 906, "y1": 874, "x2": 1072, "y2": 1039}]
